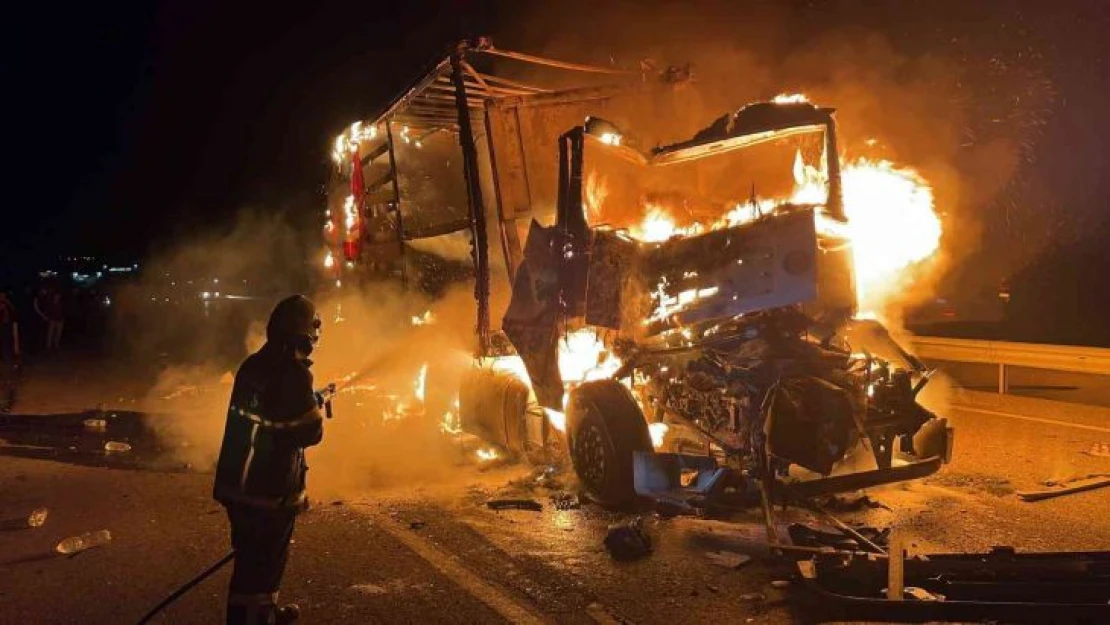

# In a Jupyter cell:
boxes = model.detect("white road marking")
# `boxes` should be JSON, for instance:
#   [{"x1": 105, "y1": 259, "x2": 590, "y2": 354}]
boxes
[
  {"x1": 953, "y1": 404, "x2": 1110, "y2": 434},
  {"x1": 372, "y1": 512, "x2": 547, "y2": 624}
]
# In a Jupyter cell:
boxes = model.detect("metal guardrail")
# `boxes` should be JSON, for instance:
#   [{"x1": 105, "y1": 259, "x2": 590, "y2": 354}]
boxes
[{"x1": 910, "y1": 336, "x2": 1110, "y2": 393}]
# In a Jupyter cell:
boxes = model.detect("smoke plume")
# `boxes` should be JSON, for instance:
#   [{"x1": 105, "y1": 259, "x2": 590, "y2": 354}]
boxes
[{"x1": 126, "y1": 209, "x2": 484, "y2": 499}]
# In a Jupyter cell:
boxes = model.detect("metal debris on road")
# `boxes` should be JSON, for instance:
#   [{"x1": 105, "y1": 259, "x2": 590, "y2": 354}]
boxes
[
  {"x1": 788, "y1": 522, "x2": 890, "y2": 553},
  {"x1": 818, "y1": 493, "x2": 890, "y2": 512},
  {"x1": 505, "y1": 465, "x2": 564, "y2": 491},
  {"x1": 704, "y1": 550, "x2": 752, "y2": 569},
  {"x1": 796, "y1": 545, "x2": 1110, "y2": 620},
  {"x1": 533, "y1": 465, "x2": 563, "y2": 489},
  {"x1": 486, "y1": 498, "x2": 543, "y2": 512},
  {"x1": 1017, "y1": 474, "x2": 1110, "y2": 502},
  {"x1": 550, "y1": 492, "x2": 582, "y2": 510},
  {"x1": 604, "y1": 517, "x2": 652, "y2": 561}
]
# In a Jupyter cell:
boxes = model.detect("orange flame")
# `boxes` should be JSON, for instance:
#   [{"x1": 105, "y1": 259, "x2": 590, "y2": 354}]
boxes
[{"x1": 617, "y1": 146, "x2": 940, "y2": 313}]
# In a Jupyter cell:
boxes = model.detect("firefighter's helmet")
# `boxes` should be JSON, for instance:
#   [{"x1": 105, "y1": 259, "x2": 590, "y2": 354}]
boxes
[{"x1": 266, "y1": 295, "x2": 321, "y2": 354}]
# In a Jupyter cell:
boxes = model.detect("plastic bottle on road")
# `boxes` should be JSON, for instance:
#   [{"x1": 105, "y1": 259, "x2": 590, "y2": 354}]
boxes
[
  {"x1": 27, "y1": 508, "x2": 48, "y2": 528},
  {"x1": 55, "y1": 529, "x2": 112, "y2": 555},
  {"x1": 104, "y1": 441, "x2": 131, "y2": 453}
]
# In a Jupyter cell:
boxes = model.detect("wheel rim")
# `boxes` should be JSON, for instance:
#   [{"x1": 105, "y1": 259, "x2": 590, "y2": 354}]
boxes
[{"x1": 575, "y1": 421, "x2": 608, "y2": 492}]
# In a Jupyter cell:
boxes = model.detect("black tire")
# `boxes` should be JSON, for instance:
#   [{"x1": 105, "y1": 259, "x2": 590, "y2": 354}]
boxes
[{"x1": 567, "y1": 380, "x2": 652, "y2": 507}]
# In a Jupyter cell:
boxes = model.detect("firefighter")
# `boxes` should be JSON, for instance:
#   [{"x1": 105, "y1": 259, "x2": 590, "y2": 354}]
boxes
[{"x1": 213, "y1": 295, "x2": 325, "y2": 625}]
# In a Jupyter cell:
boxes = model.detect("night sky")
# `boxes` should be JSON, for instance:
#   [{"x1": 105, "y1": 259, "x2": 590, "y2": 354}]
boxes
[
  {"x1": 7, "y1": 0, "x2": 1110, "y2": 314},
  {"x1": 8, "y1": 0, "x2": 492, "y2": 273}
]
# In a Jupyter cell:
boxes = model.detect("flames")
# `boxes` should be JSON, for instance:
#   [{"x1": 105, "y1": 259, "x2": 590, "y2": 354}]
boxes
[
  {"x1": 331, "y1": 121, "x2": 378, "y2": 165},
  {"x1": 838, "y1": 160, "x2": 940, "y2": 310},
  {"x1": 484, "y1": 328, "x2": 622, "y2": 434},
  {"x1": 476, "y1": 447, "x2": 500, "y2": 462},
  {"x1": 411, "y1": 310, "x2": 435, "y2": 326},
  {"x1": 773, "y1": 93, "x2": 810, "y2": 104},
  {"x1": 611, "y1": 144, "x2": 941, "y2": 313},
  {"x1": 647, "y1": 422, "x2": 669, "y2": 448}
]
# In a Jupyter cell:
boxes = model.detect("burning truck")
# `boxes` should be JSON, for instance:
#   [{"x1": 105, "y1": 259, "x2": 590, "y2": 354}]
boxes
[{"x1": 324, "y1": 39, "x2": 952, "y2": 516}]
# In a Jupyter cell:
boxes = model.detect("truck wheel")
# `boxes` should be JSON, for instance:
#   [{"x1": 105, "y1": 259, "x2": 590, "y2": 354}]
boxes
[{"x1": 567, "y1": 380, "x2": 652, "y2": 507}]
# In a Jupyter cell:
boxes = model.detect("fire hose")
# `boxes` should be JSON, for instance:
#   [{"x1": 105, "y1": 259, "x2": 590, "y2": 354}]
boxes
[
  {"x1": 136, "y1": 550, "x2": 235, "y2": 624},
  {"x1": 135, "y1": 385, "x2": 336, "y2": 624}
]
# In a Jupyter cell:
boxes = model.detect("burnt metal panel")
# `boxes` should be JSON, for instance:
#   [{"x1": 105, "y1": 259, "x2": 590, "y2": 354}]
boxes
[
  {"x1": 502, "y1": 221, "x2": 564, "y2": 409},
  {"x1": 585, "y1": 230, "x2": 638, "y2": 329},
  {"x1": 639, "y1": 209, "x2": 819, "y2": 331}
]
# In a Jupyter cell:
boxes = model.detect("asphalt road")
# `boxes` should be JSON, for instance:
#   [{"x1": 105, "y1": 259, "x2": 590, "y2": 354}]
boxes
[{"x1": 2, "y1": 357, "x2": 1110, "y2": 624}]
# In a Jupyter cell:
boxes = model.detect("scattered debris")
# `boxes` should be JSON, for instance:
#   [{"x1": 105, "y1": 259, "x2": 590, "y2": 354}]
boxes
[
  {"x1": 486, "y1": 498, "x2": 543, "y2": 512},
  {"x1": 604, "y1": 517, "x2": 652, "y2": 561},
  {"x1": 55, "y1": 529, "x2": 112, "y2": 555},
  {"x1": 0, "y1": 507, "x2": 48, "y2": 531},
  {"x1": 1082, "y1": 442, "x2": 1110, "y2": 458},
  {"x1": 818, "y1": 493, "x2": 890, "y2": 512},
  {"x1": 788, "y1": 522, "x2": 890, "y2": 552},
  {"x1": 104, "y1": 441, "x2": 131, "y2": 453},
  {"x1": 739, "y1": 592, "x2": 765, "y2": 602},
  {"x1": 550, "y1": 492, "x2": 582, "y2": 510},
  {"x1": 505, "y1": 465, "x2": 564, "y2": 491},
  {"x1": 797, "y1": 545, "x2": 1110, "y2": 620},
  {"x1": 533, "y1": 465, "x2": 564, "y2": 490},
  {"x1": 1017, "y1": 474, "x2": 1110, "y2": 502},
  {"x1": 408, "y1": 520, "x2": 426, "y2": 530},
  {"x1": 770, "y1": 580, "x2": 791, "y2": 589},
  {"x1": 704, "y1": 550, "x2": 752, "y2": 569}
]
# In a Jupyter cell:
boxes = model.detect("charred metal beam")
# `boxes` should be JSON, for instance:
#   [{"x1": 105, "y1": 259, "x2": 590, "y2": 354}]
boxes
[
  {"x1": 368, "y1": 58, "x2": 451, "y2": 129},
  {"x1": 419, "y1": 92, "x2": 486, "y2": 108},
  {"x1": 385, "y1": 121, "x2": 408, "y2": 285},
  {"x1": 496, "y1": 84, "x2": 624, "y2": 109},
  {"x1": 483, "y1": 106, "x2": 516, "y2": 285},
  {"x1": 358, "y1": 141, "x2": 389, "y2": 167},
  {"x1": 477, "y1": 47, "x2": 635, "y2": 75},
  {"x1": 475, "y1": 72, "x2": 550, "y2": 93},
  {"x1": 363, "y1": 171, "x2": 394, "y2": 195},
  {"x1": 450, "y1": 49, "x2": 491, "y2": 356},
  {"x1": 785, "y1": 456, "x2": 943, "y2": 499},
  {"x1": 825, "y1": 118, "x2": 845, "y2": 220}
]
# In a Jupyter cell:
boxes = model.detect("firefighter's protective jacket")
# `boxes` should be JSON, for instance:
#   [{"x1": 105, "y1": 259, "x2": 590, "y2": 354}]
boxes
[{"x1": 214, "y1": 342, "x2": 323, "y2": 510}]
